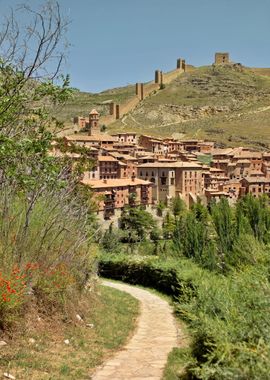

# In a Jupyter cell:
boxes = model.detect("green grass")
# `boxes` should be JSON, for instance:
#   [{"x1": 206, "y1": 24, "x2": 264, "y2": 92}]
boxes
[
  {"x1": 107, "y1": 65, "x2": 270, "y2": 149},
  {"x1": 162, "y1": 347, "x2": 194, "y2": 380},
  {"x1": 0, "y1": 285, "x2": 139, "y2": 380},
  {"x1": 52, "y1": 84, "x2": 135, "y2": 125}
]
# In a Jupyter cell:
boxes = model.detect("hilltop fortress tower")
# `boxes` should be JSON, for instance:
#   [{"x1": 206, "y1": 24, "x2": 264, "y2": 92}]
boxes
[{"x1": 215, "y1": 52, "x2": 230, "y2": 64}]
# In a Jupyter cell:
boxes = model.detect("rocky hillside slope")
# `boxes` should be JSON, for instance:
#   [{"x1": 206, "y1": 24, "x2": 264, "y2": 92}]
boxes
[{"x1": 108, "y1": 65, "x2": 270, "y2": 149}]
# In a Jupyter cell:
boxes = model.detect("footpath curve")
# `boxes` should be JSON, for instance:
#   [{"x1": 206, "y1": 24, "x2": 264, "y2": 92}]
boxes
[{"x1": 91, "y1": 280, "x2": 179, "y2": 380}]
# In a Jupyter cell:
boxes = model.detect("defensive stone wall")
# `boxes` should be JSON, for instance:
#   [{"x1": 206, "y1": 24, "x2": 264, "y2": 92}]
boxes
[
  {"x1": 117, "y1": 96, "x2": 141, "y2": 118},
  {"x1": 162, "y1": 68, "x2": 184, "y2": 84},
  {"x1": 99, "y1": 114, "x2": 116, "y2": 125},
  {"x1": 143, "y1": 82, "x2": 160, "y2": 97},
  {"x1": 92, "y1": 57, "x2": 186, "y2": 127}
]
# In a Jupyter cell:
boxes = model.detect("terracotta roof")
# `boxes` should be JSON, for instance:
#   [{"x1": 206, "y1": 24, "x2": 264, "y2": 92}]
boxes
[
  {"x1": 111, "y1": 132, "x2": 137, "y2": 136},
  {"x1": 212, "y1": 148, "x2": 234, "y2": 156},
  {"x1": 119, "y1": 154, "x2": 137, "y2": 161},
  {"x1": 212, "y1": 159, "x2": 230, "y2": 163},
  {"x1": 89, "y1": 109, "x2": 99, "y2": 115},
  {"x1": 138, "y1": 162, "x2": 203, "y2": 169},
  {"x1": 113, "y1": 142, "x2": 136, "y2": 147},
  {"x1": 249, "y1": 170, "x2": 264, "y2": 176},
  {"x1": 65, "y1": 134, "x2": 116, "y2": 142},
  {"x1": 81, "y1": 178, "x2": 152, "y2": 189},
  {"x1": 234, "y1": 151, "x2": 262, "y2": 159},
  {"x1": 98, "y1": 155, "x2": 118, "y2": 162},
  {"x1": 209, "y1": 168, "x2": 224, "y2": 172},
  {"x1": 234, "y1": 159, "x2": 251, "y2": 164},
  {"x1": 242, "y1": 177, "x2": 270, "y2": 183}
]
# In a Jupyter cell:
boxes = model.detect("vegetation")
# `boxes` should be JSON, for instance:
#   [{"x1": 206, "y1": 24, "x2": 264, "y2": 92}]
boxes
[
  {"x1": 108, "y1": 65, "x2": 270, "y2": 149},
  {"x1": 0, "y1": 1, "x2": 98, "y2": 332},
  {"x1": 0, "y1": 5, "x2": 140, "y2": 377},
  {"x1": 0, "y1": 284, "x2": 139, "y2": 379},
  {"x1": 52, "y1": 85, "x2": 135, "y2": 126},
  {"x1": 99, "y1": 194, "x2": 270, "y2": 379}
]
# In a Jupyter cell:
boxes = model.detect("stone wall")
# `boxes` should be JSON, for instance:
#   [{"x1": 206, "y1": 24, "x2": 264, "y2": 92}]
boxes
[
  {"x1": 98, "y1": 57, "x2": 186, "y2": 127},
  {"x1": 162, "y1": 68, "x2": 184, "y2": 84},
  {"x1": 215, "y1": 52, "x2": 229, "y2": 64},
  {"x1": 117, "y1": 96, "x2": 141, "y2": 118}
]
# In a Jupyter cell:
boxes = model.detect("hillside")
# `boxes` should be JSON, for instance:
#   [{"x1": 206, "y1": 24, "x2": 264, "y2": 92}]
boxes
[
  {"x1": 52, "y1": 84, "x2": 135, "y2": 126},
  {"x1": 106, "y1": 65, "x2": 270, "y2": 149}
]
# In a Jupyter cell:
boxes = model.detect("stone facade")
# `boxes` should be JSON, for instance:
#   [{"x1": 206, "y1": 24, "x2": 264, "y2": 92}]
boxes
[
  {"x1": 89, "y1": 109, "x2": 100, "y2": 135},
  {"x1": 215, "y1": 52, "x2": 229, "y2": 64}
]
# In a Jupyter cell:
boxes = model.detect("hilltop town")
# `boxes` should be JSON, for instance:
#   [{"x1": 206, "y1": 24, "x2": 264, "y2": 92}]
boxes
[{"x1": 53, "y1": 88, "x2": 270, "y2": 220}]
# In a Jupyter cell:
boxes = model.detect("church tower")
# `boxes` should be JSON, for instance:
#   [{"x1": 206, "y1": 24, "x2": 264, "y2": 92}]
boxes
[{"x1": 89, "y1": 109, "x2": 99, "y2": 135}]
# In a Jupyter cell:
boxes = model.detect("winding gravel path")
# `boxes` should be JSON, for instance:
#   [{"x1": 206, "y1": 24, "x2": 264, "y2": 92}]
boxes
[{"x1": 91, "y1": 280, "x2": 178, "y2": 380}]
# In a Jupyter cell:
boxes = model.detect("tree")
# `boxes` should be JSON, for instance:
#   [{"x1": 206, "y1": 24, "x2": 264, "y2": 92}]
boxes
[
  {"x1": 101, "y1": 223, "x2": 122, "y2": 253},
  {"x1": 171, "y1": 196, "x2": 185, "y2": 218},
  {"x1": 210, "y1": 197, "x2": 235, "y2": 256},
  {"x1": 162, "y1": 211, "x2": 176, "y2": 239},
  {"x1": 0, "y1": 1, "x2": 96, "y2": 319},
  {"x1": 119, "y1": 206, "x2": 157, "y2": 243}
]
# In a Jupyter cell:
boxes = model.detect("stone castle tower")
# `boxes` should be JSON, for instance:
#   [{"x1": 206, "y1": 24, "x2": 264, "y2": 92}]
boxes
[
  {"x1": 215, "y1": 52, "x2": 229, "y2": 64},
  {"x1": 89, "y1": 109, "x2": 99, "y2": 135}
]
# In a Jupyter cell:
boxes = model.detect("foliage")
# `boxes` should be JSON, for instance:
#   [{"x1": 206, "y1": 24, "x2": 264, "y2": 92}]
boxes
[
  {"x1": 101, "y1": 223, "x2": 122, "y2": 253},
  {"x1": 119, "y1": 206, "x2": 157, "y2": 243},
  {"x1": 171, "y1": 197, "x2": 185, "y2": 218},
  {"x1": 163, "y1": 212, "x2": 176, "y2": 239},
  {"x1": 0, "y1": 1, "x2": 97, "y2": 328},
  {"x1": 156, "y1": 200, "x2": 166, "y2": 217},
  {"x1": 99, "y1": 251, "x2": 270, "y2": 380}
]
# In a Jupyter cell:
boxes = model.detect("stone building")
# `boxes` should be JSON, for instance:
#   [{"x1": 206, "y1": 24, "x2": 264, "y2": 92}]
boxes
[
  {"x1": 82, "y1": 178, "x2": 153, "y2": 219},
  {"x1": 89, "y1": 109, "x2": 100, "y2": 135},
  {"x1": 138, "y1": 161, "x2": 204, "y2": 206},
  {"x1": 215, "y1": 52, "x2": 230, "y2": 64}
]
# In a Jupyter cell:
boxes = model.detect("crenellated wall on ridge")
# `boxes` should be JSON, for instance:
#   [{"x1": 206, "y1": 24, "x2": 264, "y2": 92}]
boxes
[{"x1": 96, "y1": 57, "x2": 186, "y2": 127}]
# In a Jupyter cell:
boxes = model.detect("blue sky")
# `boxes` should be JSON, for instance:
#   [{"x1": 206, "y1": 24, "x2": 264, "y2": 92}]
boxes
[{"x1": 1, "y1": 0, "x2": 270, "y2": 92}]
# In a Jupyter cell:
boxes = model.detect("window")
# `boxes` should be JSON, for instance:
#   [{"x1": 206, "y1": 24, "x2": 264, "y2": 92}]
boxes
[
  {"x1": 161, "y1": 177, "x2": 166, "y2": 185},
  {"x1": 171, "y1": 178, "x2": 175, "y2": 185}
]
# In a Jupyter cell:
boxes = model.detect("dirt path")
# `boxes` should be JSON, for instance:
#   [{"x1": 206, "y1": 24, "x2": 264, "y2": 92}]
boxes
[{"x1": 91, "y1": 280, "x2": 178, "y2": 380}]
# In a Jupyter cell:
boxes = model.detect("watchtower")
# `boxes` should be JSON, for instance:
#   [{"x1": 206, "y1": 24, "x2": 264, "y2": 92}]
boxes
[
  {"x1": 215, "y1": 52, "x2": 229, "y2": 65},
  {"x1": 89, "y1": 109, "x2": 100, "y2": 135}
]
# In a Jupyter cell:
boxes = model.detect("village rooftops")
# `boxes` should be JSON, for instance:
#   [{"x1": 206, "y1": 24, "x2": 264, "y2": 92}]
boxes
[
  {"x1": 241, "y1": 177, "x2": 270, "y2": 183},
  {"x1": 81, "y1": 178, "x2": 152, "y2": 189},
  {"x1": 65, "y1": 134, "x2": 116, "y2": 142},
  {"x1": 109, "y1": 152, "x2": 137, "y2": 161},
  {"x1": 138, "y1": 161, "x2": 203, "y2": 169},
  {"x1": 211, "y1": 148, "x2": 235, "y2": 156},
  {"x1": 233, "y1": 152, "x2": 262, "y2": 159},
  {"x1": 209, "y1": 168, "x2": 225, "y2": 172},
  {"x1": 111, "y1": 132, "x2": 137, "y2": 136},
  {"x1": 89, "y1": 109, "x2": 99, "y2": 115},
  {"x1": 97, "y1": 155, "x2": 118, "y2": 162}
]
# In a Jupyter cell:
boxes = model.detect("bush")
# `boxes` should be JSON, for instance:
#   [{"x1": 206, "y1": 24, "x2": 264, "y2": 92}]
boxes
[{"x1": 99, "y1": 253, "x2": 270, "y2": 379}]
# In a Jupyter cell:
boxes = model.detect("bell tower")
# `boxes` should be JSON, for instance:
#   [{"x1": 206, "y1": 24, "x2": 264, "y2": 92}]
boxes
[{"x1": 89, "y1": 109, "x2": 99, "y2": 135}]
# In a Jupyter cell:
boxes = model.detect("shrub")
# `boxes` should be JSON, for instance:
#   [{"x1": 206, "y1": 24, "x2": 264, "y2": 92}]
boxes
[{"x1": 99, "y1": 253, "x2": 270, "y2": 379}]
